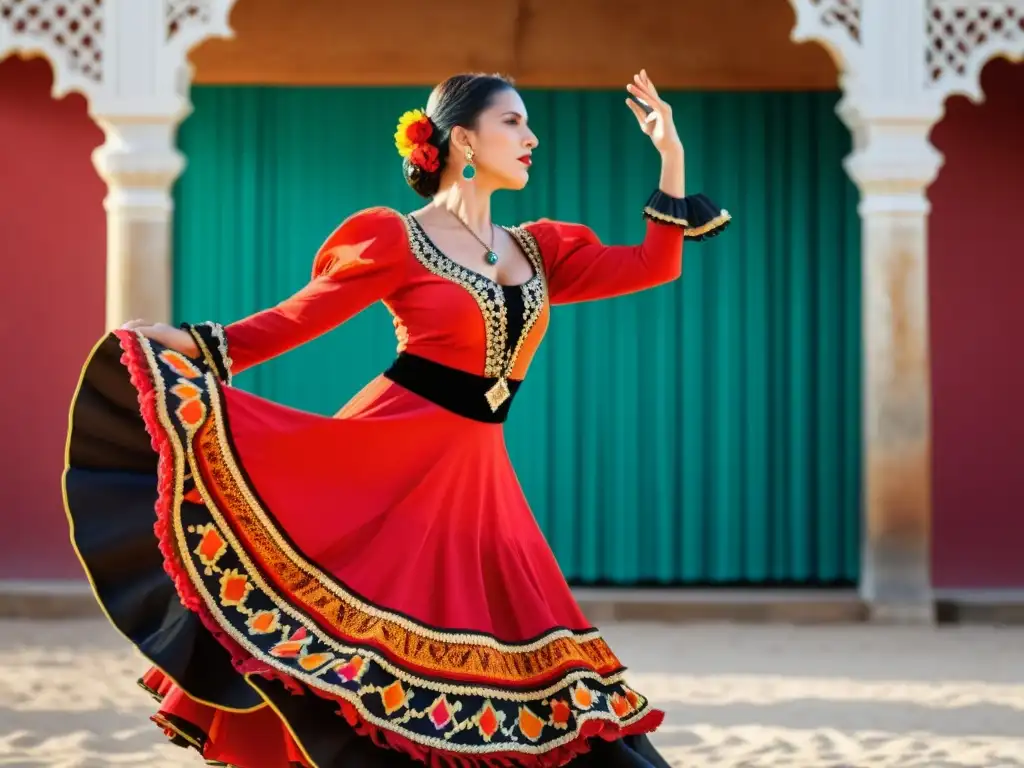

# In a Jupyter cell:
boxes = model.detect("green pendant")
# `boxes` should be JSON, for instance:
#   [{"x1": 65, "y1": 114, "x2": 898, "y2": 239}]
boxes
[{"x1": 486, "y1": 251, "x2": 499, "y2": 265}]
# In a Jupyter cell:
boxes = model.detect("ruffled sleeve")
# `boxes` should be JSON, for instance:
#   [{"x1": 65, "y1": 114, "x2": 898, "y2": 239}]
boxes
[
  {"x1": 524, "y1": 190, "x2": 730, "y2": 306},
  {"x1": 182, "y1": 207, "x2": 409, "y2": 378},
  {"x1": 642, "y1": 190, "x2": 731, "y2": 241}
]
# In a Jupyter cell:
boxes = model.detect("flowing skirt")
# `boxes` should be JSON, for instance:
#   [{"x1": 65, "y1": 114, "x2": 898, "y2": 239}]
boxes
[{"x1": 62, "y1": 331, "x2": 670, "y2": 767}]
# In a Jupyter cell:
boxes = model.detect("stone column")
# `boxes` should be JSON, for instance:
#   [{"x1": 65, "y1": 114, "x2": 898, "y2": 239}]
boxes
[
  {"x1": 841, "y1": 102, "x2": 943, "y2": 623},
  {"x1": 87, "y1": 0, "x2": 196, "y2": 329},
  {"x1": 790, "y1": 0, "x2": 1024, "y2": 623},
  {"x1": 839, "y1": 0, "x2": 943, "y2": 623},
  {"x1": 790, "y1": 0, "x2": 940, "y2": 622},
  {"x1": 91, "y1": 118, "x2": 185, "y2": 328}
]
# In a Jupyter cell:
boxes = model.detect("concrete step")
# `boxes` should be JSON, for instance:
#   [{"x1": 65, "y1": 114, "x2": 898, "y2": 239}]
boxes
[{"x1": 3, "y1": 580, "x2": 1022, "y2": 624}]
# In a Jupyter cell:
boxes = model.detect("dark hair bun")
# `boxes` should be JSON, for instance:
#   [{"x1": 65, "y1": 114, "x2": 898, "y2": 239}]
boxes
[
  {"x1": 401, "y1": 73, "x2": 515, "y2": 199},
  {"x1": 404, "y1": 152, "x2": 443, "y2": 198}
]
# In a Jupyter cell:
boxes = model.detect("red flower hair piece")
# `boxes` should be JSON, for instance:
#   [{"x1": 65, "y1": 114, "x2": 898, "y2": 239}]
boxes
[{"x1": 395, "y1": 109, "x2": 440, "y2": 173}]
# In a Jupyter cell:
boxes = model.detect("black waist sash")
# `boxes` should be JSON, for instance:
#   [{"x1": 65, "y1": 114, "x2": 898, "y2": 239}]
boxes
[{"x1": 383, "y1": 353, "x2": 523, "y2": 423}]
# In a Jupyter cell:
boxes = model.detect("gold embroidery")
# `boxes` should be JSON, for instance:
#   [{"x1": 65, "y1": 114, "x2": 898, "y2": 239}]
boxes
[
  {"x1": 152, "y1": 713, "x2": 204, "y2": 750},
  {"x1": 159, "y1": 349, "x2": 202, "y2": 379},
  {"x1": 205, "y1": 375, "x2": 601, "y2": 651},
  {"x1": 484, "y1": 378, "x2": 511, "y2": 411},
  {"x1": 404, "y1": 216, "x2": 548, "y2": 411},
  {"x1": 177, "y1": 380, "x2": 633, "y2": 699},
  {"x1": 191, "y1": 522, "x2": 228, "y2": 574},
  {"x1": 247, "y1": 609, "x2": 282, "y2": 635},
  {"x1": 404, "y1": 216, "x2": 508, "y2": 379},
  {"x1": 643, "y1": 205, "x2": 732, "y2": 237},
  {"x1": 192, "y1": 410, "x2": 620, "y2": 686},
  {"x1": 503, "y1": 225, "x2": 547, "y2": 378},
  {"x1": 135, "y1": 334, "x2": 657, "y2": 759},
  {"x1": 186, "y1": 468, "x2": 632, "y2": 701},
  {"x1": 186, "y1": 323, "x2": 234, "y2": 386},
  {"x1": 188, "y1": 330, "x2": 221, "y2": 379},
  {"x1": 204, "y1": 322, "x2": 234, "y2": 385}
]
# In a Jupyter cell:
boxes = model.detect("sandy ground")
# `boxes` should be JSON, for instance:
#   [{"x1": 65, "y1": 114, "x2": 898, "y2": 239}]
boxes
[{"x1": 1, "y1": 619, "x2": 1022, "y2": 767}]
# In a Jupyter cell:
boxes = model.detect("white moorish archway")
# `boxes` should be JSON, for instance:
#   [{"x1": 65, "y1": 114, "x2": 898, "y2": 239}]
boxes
[
  {"x1": 0, "y1": 0, "x2": 238, "y2": 329},
  {"x1": 789, "y1": 0, "x2": 1023, "y2": 622},
  {"x1": 2, "y1": 0, "x2": 1022, "y2": 622}
]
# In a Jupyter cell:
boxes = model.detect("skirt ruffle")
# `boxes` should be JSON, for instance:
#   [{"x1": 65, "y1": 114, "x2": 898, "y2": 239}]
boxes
[{"x1": 63, "y1": 331, "x2": 668, "y2": 767}]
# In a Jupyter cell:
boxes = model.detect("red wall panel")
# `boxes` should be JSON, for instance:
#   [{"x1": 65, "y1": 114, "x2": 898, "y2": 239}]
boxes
[
  {"x1": 929, "y1": 58, "x2": 1024, "y2": 589},
  {"x1": 0, "y1": 56, "x2": 106, "y2": 580}
]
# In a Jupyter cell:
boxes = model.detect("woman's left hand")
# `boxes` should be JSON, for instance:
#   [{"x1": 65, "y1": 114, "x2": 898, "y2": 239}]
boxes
[{"x1": 625, "y1": 70, "x2": 683, "y2": 157}]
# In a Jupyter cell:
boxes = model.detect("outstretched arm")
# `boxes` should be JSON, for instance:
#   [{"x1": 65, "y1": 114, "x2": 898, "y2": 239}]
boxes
[
  {"x1": 222, "y1": 208, "x2": 408, "y2": 375},
  {"x1": 525, "y1": 70, "x2": 730, "y2": 306},
  {"x1": 527, "y1": 193, "x2": 728, "y2": 305},
  {"x1": 124, "y1": 207, "x2": 408, "y2": 381}
]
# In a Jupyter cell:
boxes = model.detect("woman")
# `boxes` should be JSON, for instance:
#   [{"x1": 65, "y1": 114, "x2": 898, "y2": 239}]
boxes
[{"x1": 63, "y1": 70, "x2": 729, "y2": 767}]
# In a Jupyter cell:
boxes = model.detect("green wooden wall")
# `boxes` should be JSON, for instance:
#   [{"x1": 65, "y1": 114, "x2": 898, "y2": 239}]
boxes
[{"x1": 173, "y1": 86, "x2": 862, "y2": 586}]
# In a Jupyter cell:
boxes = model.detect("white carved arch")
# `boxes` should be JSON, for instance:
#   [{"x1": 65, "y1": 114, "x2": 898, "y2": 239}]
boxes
[
  {"x1": 1, "y1": 0, "x2": 242, "y2": 332},
  {"x1": 788, "y1": 0, "x2": 863, "y2": 78},
  {"x1": 163, "y1": 0, "x2": 236, "y2": 94},
  {"x1": 0, "y1": 0, "x2": 104, "y2": 101},
  {"x1": 0, "y1": 0, "x2": 239, "y2": 110},
  {"x1": 926, "y1": 0, "x2": 1024, "y2": 104}
]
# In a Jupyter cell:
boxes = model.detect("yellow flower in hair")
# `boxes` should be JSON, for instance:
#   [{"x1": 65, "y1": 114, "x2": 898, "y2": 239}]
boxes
[{"x1": 394, "y1": 108, "x2": 432, "y2": 158}]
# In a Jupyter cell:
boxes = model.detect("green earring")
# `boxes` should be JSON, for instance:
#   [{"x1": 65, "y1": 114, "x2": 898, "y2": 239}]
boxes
[{"x1": 462, "y1": 147, "x2": 476, "y2": 180}]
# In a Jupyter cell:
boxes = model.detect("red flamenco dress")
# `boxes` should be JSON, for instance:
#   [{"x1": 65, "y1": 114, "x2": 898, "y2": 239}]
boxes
[{"x1": 63, "y1": 189, "x2": 730, "y2": 767}]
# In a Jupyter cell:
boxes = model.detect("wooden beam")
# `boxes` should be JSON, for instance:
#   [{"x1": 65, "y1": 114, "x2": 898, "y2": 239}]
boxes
[{"x1": 189, "y1": 0, "x2": 838, "y2": 90}]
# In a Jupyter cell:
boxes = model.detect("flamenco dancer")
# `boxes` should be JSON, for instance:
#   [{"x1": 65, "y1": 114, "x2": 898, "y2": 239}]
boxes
[{"x1": 63, "y1": 70, "x2": 730, "y2": 767}]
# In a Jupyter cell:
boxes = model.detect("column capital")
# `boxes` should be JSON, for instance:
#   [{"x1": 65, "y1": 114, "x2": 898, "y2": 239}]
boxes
[
  {"x1": 91, "y1": 117, "x2": 186, "y2": 217},
  {"x1": 837, "y1": 100, "x2": 945, "y2": 215}
]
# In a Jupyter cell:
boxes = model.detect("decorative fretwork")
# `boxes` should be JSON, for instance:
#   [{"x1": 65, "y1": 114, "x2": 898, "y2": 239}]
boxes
[
  {"x1": 788, "y1": 0, "x2": 862, "y2": 74},
  {"x1": 927, "y1": 1, "x2": 1024, "y2": 88},
  {"x1": 812, "y1": 0, "x2": 862, "y2": 42},
  {"x1": 166, "y1": 0, "x2": 210, "y2": 43},
  {"x1": 0, "y1": 0, "x2": 104, "y2": 82}
]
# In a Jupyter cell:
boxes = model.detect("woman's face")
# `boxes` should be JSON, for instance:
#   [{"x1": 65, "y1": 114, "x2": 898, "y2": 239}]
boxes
[{"x1": 464, "y1": 89, "x2": 539, "y2": 191}]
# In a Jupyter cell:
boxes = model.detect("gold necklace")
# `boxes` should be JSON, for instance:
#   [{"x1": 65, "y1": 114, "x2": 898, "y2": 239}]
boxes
[{"x1": 448, "y1": 211, "x2": 499, "y2": 266}]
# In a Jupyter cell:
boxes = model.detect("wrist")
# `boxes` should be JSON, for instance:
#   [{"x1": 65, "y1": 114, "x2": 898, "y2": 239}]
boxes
[
  {"x1": 182, "y1": 335, "x2": 201, "y2": 358},
  {"x1": 657, "y1": 146, "x2": 686, "y2": 198},
  {"x1": 659, "y1": 142, "x2": 684, "y2": 160}
]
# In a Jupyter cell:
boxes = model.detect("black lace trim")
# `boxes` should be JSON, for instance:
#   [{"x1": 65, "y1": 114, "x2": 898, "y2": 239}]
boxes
[
  {"x1": 642, "y1": 190, "x2": 731, "y2": 240},
  {"x1": 180, "y1": 321, "x2": 233, "y2": 385}
]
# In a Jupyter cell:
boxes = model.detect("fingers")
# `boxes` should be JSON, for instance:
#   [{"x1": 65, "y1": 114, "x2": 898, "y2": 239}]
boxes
[
  {"x1": 629, "y1": 70, "x2": 664, "y2": 113},
  {"x1": 626, "y1": 86, "x2": 658, "y2": 124},
  {"x1": 640, "y1": 69, "x2": 660, "y2": 100},
  {"x1": 627, "y1": 70, "x2": 670, "y2": 140},
  {"x1": 631, "y1": 72, "x2": 658, "y2": 104},
  {"x1": 121, "y1": 318, "x2": 148, "y2": 330},
  {"x1": 627, "y1": 81, "x2": 655, "y2": 109},
  {"x1": 625, "y1": 98, "x2": 649, "y2": 126}
]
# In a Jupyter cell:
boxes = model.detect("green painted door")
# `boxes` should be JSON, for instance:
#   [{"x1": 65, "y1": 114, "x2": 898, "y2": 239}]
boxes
[{"x1": 174, "y1": 86, "x2": 861, "y2": 585}]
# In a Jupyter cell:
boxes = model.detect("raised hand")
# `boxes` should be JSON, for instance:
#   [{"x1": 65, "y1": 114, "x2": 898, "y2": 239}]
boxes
[{"x1": 625, "y1": 69, "x2": 683, "y2": 157}]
